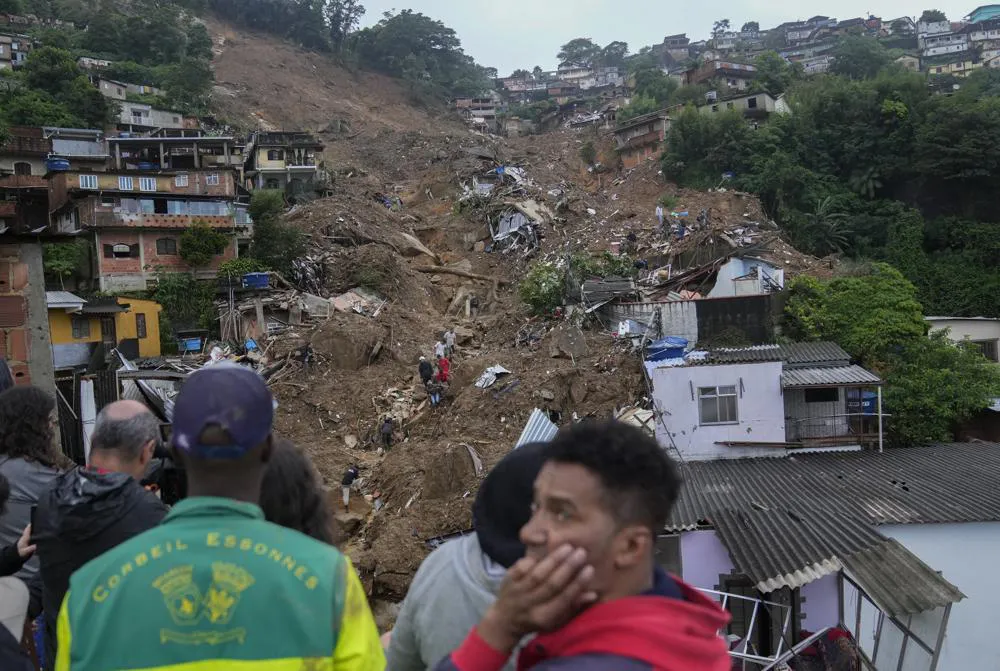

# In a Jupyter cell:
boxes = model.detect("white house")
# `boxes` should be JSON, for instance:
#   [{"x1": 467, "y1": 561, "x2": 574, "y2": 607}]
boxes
[
  {"x1": 698, "y1": 93, "x2": 791, "y2": 118},
  {"x1": 925, "y1": 316, "x2": 1000, "y2": 362},
  {"x1": 665, "y1": 442, "x2": 999, "y2": 670},
  {"x1": 645, "y1": 342, "x2": 882, "y2": 461}
]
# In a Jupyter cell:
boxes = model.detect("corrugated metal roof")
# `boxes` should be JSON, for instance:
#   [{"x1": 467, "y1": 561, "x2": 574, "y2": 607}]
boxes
[
  {"x1": 705, "y1": 344, "x2": 783, "y2": 364},
  {"x1": 685, "y1": 342, "x2": 852, "y2": 367},
  {"x1": 45, "y1": 291, "x2": 86, "y2": 308},
  {"x1": 843, "y1": 539, "x2": 965, "y2": 618},
  {"x1": 782, "y1": 365, "x2": 882, "y2": 388},
  {"x1": 514, "y1": 408, "x2": 558, "y2": 448},
  {"x1": 670, "y1": 442, "x2": 1000, "y2": 531}
]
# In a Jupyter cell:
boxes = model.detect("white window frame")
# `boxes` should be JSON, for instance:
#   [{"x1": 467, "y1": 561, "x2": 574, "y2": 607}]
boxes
[
  {"x1": 174, "y1": 174, "x2": 189, "y2": 187},
  {"x1": 139, "y1": 177, "x2": 157, "y2": 192},
  {"x1": 79, "y1": 174, "x2": 99, "y2": 190},
  {"x1": 205, "y1": 173, "x2": 220, "y2": 186},
  {"x1": 118, "y1": 176, "x2": 134, "y2": 191},
  {"x1": 698, "y1": 385, "x2": 739, "y2": 425}
]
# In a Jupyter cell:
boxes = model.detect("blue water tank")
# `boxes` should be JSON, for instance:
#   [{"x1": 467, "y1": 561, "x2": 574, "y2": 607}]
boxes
[
  {"x1": 45, "y1": 157, "x2": 70, "y2": 172},
  {"x1": 138, "y1": 162, "x2": 157, "y2": 170},
  {"x1": 241, "y1": 272, "x2": 270, "y2": 289}
]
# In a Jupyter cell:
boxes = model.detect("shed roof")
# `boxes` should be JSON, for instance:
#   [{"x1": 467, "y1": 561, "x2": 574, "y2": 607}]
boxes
[
  {"x1": 781, "y1": 364, "x2": 882, "y2": 388},
  {"x1": 669, "y1": 443, "x2": 991, "y2": 614},
  {"x1": 46, "y1": 291, "x2": 86, "y2": 310}
]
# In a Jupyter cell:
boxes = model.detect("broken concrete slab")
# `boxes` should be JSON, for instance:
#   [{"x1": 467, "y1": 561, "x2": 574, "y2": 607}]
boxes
[{"x1": 300, "y1": 292, "x2": 332, "y2": 319}]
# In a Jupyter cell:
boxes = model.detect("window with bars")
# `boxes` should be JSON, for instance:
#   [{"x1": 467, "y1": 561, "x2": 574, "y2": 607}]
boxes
[
  {"x1": 71, "y1": 316, "x2": 91, "y2": 340},
  {"x1": 699, "y1": 386, "x2": 739, "y2": 425},
  {"x1": 174, "y1": 174, "x2": 189, "y2": 187},
  {"x1": 156, "y1": 238, "x2": 177, "y2": 255},
  {"x1": 118, "y1": 176, "x2": 134, "y2": 191},
  {"x1": 205, "y1": 174, "x2": 220, "y2": 186},
  {"x1": 139, "y1": 177, "x2": 157, "y2": 192},
  {"x1": 136, "y1": 313, "x2": 147, "y2": 339},
  {"x1": 79, "y1": 174, "x2": 98, "y2": 190}
]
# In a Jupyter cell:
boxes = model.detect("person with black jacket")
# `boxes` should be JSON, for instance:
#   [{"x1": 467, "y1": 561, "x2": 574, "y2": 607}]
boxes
[
  {"x1": 34, "y1": 400, "x2": 168, "y2": 669},
  {"x1": 0, "y1": 472, "x2": 35, "y2": 671}
]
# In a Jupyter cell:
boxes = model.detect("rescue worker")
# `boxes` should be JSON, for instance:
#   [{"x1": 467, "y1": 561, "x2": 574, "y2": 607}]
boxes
[{"x1": 55, "y1": 364, "x2": 385, "y2": 671}]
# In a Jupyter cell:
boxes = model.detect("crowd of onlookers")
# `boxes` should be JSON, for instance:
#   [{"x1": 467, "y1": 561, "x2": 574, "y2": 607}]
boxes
[{"x1": 0, "y1": 355, "x2": 738, "y2": 670}]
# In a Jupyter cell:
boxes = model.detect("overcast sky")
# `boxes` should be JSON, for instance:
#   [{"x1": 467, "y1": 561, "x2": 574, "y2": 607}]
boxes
[{"x1": 359, "y1": 1, "x2": 973, "y2": 73}]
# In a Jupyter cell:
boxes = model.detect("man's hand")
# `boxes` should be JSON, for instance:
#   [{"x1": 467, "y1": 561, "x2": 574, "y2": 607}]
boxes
[
  {"x1": 477, "y1": 545, "x2": 597, "y2": 654},
  {"x1": 17, "y1": 524, "x2": 36, "y2": 559}
]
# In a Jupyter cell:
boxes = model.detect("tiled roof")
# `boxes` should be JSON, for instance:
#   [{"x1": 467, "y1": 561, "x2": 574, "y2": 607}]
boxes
[
  {"x1": 782, "y1": 365, "x2": 882, "y2": 388},
  {"x1": 669, "y1": 443, "x2": 989, "y2": 614}
]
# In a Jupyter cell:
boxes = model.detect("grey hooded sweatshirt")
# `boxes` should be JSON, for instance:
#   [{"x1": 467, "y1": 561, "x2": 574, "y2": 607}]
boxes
[{"x1": 387, "y1": 533, "x2": 516, "y2": 671}]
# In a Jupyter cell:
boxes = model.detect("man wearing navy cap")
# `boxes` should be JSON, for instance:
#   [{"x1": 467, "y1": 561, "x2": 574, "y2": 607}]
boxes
[{"x1": 54, "y1": 365, "x2": 386, "y2": 671}]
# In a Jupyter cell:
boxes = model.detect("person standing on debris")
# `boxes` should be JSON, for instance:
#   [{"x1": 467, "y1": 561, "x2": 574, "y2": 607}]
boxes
[
  {"x1": 380, "y1": 418, "x2": 394, "y2": 451},
  {"x1": 444, "y1": 329, "x2": 457, "y2": 359},
  {"x1": 387, "y1": 442, "x2": 551, "y2": 671},
  {"x1": 435, "y1": 356, "x2": 451, "y2": 385},
  {"x1": 419, "y1": 356, "x2": 434, "y2": 386},
  {"x1": 342, "y1": 464, "x2": 361, "y2": 512},
  {"x1": 655, "y1": 203, "x2": 664, "y2": 227},
  {"x1": 432, "y1": 420, "x2": 731, "y2": 671},
  {"x1": 261, "y1": 438, "x2": 336, "y2": 545},
  {"x1": 35, "y1": 400, "x2": 168, "y2": 670},
  {"x1": 55, "y1": 365, "x2": 385, "y2": 671},
  {"x1": 427, "y1": 379, "x2": 444, "y2": 408},
  {"x1": 434, "y1": 339, "x2": 447, "y2": 361}
]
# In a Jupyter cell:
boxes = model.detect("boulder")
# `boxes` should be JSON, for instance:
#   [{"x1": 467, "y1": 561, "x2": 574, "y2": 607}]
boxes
[{"x1": 548, "y1": 324, "x2": 589, "y2": 360}]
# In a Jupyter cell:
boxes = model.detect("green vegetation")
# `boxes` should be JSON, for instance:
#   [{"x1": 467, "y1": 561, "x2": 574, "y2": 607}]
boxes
[
  {"x1": 579, "y1": 141, "x2": 597, "y2": 166},
  {"x1": 150, "y1": 269, "x2": 216, "y2": 335},
  {"x1": 179, "y1": 223, "x2": 230, "y2": 268},
  {"x1": 42, "y1": 240, "x2": 89, "y2": 289},
  {"x1": 518, "y1": 262, "x2": 564, "y2": 315},
  {"x1": 351, "y1": 10, "x2": 492, "y2": 101},
  {"x1": 247, "y1": 190, "x2": 304, "y2": 276},
  {"x1": 217, "y1": 258, "x2": 268, "y2": 280},
  {"x1": 784, "y1": 265, "x2": 1000, "y2": 446},
  {"x1": 662, "y1": 61, "x2": 1000, "y2": 317}
]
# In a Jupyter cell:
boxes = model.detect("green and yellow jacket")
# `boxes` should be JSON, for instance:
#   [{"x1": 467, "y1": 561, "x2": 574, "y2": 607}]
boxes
[{"x1": 55, "y1": 497, "x2": 385, "y2": 671}]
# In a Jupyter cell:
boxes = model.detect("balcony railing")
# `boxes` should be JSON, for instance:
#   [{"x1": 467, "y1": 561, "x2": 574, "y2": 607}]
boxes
[{"x1": 786, "y1": 413, "x2": 885, "y2": 446}]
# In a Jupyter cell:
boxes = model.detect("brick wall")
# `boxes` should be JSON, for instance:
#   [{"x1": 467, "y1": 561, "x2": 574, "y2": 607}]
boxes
[
  {"x1": 0, "y1": 242, "x2": 55, "y2": 392},
  {"x1": 98, "y1": 230, "x2": 238, "y2": 283},
  {"x1": 96, "y1": 230, "x2": 143, "y2": 275}
]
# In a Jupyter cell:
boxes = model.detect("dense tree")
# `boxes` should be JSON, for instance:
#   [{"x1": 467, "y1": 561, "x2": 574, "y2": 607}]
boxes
[
  {"x1": 557, "y1": 38, "x2": 601, "y2": 66},
  {"x1": 532, "y1": 66, "x2": 543, "y2": 79},
  {"x1": 599, "y1": 41, "x2": 630, "y2": 68},
  {"x1": 753, "y1": 51, "x2": 798, "y2": 94},
  {"x1": 919, "y1": 9, "x2": 947, "y2": 23},
  {"x1": 712, "y1": 18, "x2": 731, "y2": 38},
  {"x1": 179, "y1": 223, "x2": 230, "y2": 267},
  {"x1": 510, "y1": 68, "x2": 531, "y2": 79},
  {"x1": 326, "y1": 0, "x2": 365, "y2": 49},
  {"x1": 352, "y1": 10, "x2": 491, "y2": 100},
  {"x1": 248, "y1": 190, "x2": 304, "y2": 275},
  {"x1": 741, "y1": 21, "x2": 759, "y2": 33},
  {"x1": 784, "y1": 265, "x2": 1000, "y2": 446},
  {"x1": 829, "y1": 35, "x2": 891, "y2": 79}
]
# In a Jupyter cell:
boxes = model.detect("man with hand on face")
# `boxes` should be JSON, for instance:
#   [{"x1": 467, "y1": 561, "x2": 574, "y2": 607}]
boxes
[{"x1": 434, "y1": 420, "x2": 732, "y2": 671}]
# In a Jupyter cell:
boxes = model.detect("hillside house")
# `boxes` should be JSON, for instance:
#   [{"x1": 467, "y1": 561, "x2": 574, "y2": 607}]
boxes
[
  {"x1": 0, "y1": 32, "x2": 31, "y2": 68},
  {"x1": 116, "y1": 103, "x2": 194, "y2": 134},
  {"x1": 666, "y1": 442, "x2": 1000, "y2": 670},
  {"x1": 244, "y1": 131, "x2": 324, "y2": 197},
  {"x1": 925, "y1": 316, "x2": 1000, "y2": 362},
  {"x1": 98, "y1": 78, "x2": 165, "y2": 101},
  {"x1": 884, "y1": 16, "x2": 916, "y2": 35},
  {"x1": 454, "y1": 95, "x2": 503, "y2": 131},
  {"x1": 0, "y1": 126, "x2": 50, "y2": 178},
  {"x1": 969, "y1": 4, "x2": 1000, "y2": 23},
  {"x1": 920, "y1": 31, "x2": 970, "y2": 57},
  {"x1": 895, "y1": 54, "x2": 921, "y2": 70},
  {"x1": 109, "y1": 132, "x2": 245, "y2": 177},
  {"x1": 687, "y1": 59, "x2": 757, "y2": 91},
  {"x1": 44, "y1": 128, "x2": 109, "y2": 172},
  {"x1": 645, "y1": 342, "x2": 883, "y2": 460},
  {"x1": 47, "y1": 169, "x2": 241, "y2": 291},
  {"x1": 918, "y1": 19, "x2": 953, "y2": 37},
  {"x1": 699, "y1": 92, "x2": 789, "y2": 120},
  {"x1": 47, "y1": 293, "x2": 162, "y2": 369},
  {"x1": 613, "y1": 109, "x2": 671, "y2": 169},
  {"x1": 662, "y1": 34, "x2": 691, "y2": 60},
  {"x1": 77, "y1": 57, "x2": 112, "y2": 70}
]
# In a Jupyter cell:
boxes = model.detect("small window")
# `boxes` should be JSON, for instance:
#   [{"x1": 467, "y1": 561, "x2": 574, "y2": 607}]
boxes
[
  {"x1": 156, "y1": 237, "x2": 177, "y2": 255},
  {"x1": 71, "y1": 316, "x2": 90, "y2": 340},
  {"x1": 172, "y1": 116, "x2": 180, "y2": 123},
  {"x1": 711, "y1": 105, "x2": 719, "y2": 112},
  {"x1": 13, "y1": 162, "x2": 30, "y2": 176},
  {"x1": 139, "y1": 177, "x2": 156, "y2": 192},
  {"x1": 111, "y1": 243, "x2": 132, "y2": 259},
  {"x1": 136, "y1": 313, "x2": 147, "y2": 339},
  {"x1": 100, "y1": 195, "x2": 117, "y2": 207},
  {"x1": 116, "y1": 87, "x2": 123, "y2": 97},
  {"x1": 267, "y1": 149, "x2": 283, "y2": 161},
  {"x1": 174, "y1": 174, "x2": 189, "y2": 187},
  {"x1": 747, "y1": 97, "x2": 758, "y2": 109},
  {"x1": 804, "y1": 388, "x2": 840, "y2": 404},
  {"x1": 205, "y1": 174, "x2": 220, "y2": 186},
  {"x1": 699, "y1": 386, "x2": 739, "y2": 425},
  {"x1": 79, "y1": 174, "x2": 99, "y2": 190},
  {"x1": 118, "y1": 176, "x2": 134, "y2": 191},
  {"x1": 726, "y1": 102, "x2": 735, "y2": 109}
]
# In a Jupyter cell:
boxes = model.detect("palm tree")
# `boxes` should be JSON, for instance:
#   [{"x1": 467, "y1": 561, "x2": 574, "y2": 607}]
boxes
[
  {"x1": 802, "y1": 196, "x2": 851, "y2": 255},
  {"x1": 849, "y1": 167, "x2": 883, "y2": 199}
]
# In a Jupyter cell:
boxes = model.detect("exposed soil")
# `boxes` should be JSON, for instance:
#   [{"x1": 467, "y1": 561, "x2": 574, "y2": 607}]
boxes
[{"x1": 205, "y1": 19, "x2": 836, "y2": 618}]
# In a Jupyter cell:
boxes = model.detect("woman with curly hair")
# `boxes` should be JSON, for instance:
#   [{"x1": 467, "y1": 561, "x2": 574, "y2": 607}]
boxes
[
  {"x1": 259, "y1": 438, "x2": 337, "y2": 546},
  {"x1": 0, "y1": 387, "x2": 64, "y2": 611}
]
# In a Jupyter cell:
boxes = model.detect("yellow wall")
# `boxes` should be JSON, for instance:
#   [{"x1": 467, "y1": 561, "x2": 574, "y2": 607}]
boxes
[
  {"x1": 256, "y1": 148, "x2": 287, "y2": 169},
  {"x1": 115, "y1": 298, "x2": 162, "y2": 358},
  {"x1": 48, "y1": 310, "x2": 102, "y2": 345}
]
